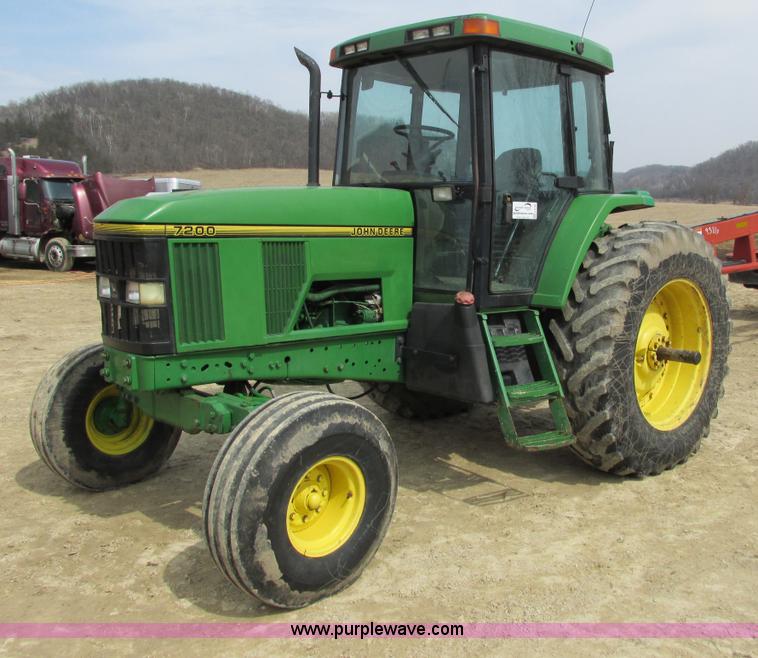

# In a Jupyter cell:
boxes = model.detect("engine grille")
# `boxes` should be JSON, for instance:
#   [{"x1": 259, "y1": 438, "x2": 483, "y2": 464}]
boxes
[
  {"x1": 96, "y1": 237, "x2": 168, "y2": 280},
  {"x1": 262, "y1": 241, "x2": 307, "y2": 334},
  {"x1": 96, "y1": 237, "x2": 173, "y2": 354},
  {"x1": 172, "y1": 242, "x2": 225, "y2": 345}
]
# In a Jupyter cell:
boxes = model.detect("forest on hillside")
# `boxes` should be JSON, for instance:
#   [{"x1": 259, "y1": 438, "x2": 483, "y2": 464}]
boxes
[
  {"x1": 0, "y1": 79, "x2": 756, "y2": 203},
  {"x1": 0, "y1": 79, "x2": 337, "y2": 173},
  {"x1": 614, "y1": 141, "x2": 758, "y2": 204}
]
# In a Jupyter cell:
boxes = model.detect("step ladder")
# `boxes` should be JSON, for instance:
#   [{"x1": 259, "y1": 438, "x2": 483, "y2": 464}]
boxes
[{"x1": 480, "y1": 309, "x2": 575, "y2": 451}]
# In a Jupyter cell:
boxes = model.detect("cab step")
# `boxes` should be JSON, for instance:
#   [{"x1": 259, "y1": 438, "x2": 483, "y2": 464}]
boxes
[
  {"x1": 514, "y1": 430, "x2": 575, "y2": 451},
  {"x1": 506, "y1": 379, "x2": 560, "y2": 404},
  {"x1": 490, "y1": 332, "x2": 543, "y2": 347},
  {"x1": 481, "y1": 309, "x2": 575, "y2": 452}
]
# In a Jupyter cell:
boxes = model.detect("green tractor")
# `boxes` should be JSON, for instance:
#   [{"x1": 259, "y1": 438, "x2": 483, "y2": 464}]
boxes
[{"x1": 30, "y1": 14, "x2": 729, "y2": 608}]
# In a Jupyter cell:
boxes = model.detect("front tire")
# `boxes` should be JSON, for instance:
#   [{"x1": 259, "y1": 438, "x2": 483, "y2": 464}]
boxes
[
  {"x1": 43, "y1": 237, "x2": 74, "y2": 272},
  {"x1": 30, "y1": 344, "x2": 181, "y2": 490},
  {"x1": 203, "y1": 391, "x2": 397, "y2": 608},
  {"x1": 548, "y1": 222, "x2": 730, "y2": 476}
]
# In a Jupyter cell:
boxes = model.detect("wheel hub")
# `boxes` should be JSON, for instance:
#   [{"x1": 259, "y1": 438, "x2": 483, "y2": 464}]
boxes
[
  {"x1": 85, "y1": 384, "x2": 153, "y2": 455},
  {"x1": 634, "y1": 279, "x2": 712, "y2": 431},
  {"x1": 288, "y1": 465, "x2": 331, "y2": 530},
  {"x1": 645, "y1": 333, "x2": 671, "y2": 370},
  {"x1": 286, "y1": 456, "x2": 366, "y2": 558},
  {"x1": 48, "y1": 245, "x2": 64, "y2": 267}
]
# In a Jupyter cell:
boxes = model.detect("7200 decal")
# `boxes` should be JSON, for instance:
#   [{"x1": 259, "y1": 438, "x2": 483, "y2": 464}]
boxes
[{"x1": 171, "y1": 224, "x2": 217, "y2": 237}]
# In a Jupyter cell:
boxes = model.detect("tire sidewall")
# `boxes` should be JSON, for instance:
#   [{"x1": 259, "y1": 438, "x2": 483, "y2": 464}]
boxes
[
  {"x1": 41, "y1": 346, "x2": 179, "y2": 489},
  {"x1": 228, "y1": 400, "x2": 397, "y2": 608}
]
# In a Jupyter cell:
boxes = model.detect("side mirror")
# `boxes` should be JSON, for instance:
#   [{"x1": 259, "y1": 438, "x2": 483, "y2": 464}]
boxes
[{"x1": 17, "y1": 180, "x2": 26, "y2": 202}]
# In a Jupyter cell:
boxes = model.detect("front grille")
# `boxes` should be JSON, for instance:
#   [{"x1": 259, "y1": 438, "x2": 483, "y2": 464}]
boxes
[
  {"x1": 96, "y1": 237, "x2": 173, "y2": 354},
  {"x1": 172, "y1": 242, "x2": 225, "y2": 345},
  {"x1": 97, "y1": 238, "x2": 168, "y2": 279},
  {"x1": 101, "y1": 304, "x2": 171, "y2": 344}
]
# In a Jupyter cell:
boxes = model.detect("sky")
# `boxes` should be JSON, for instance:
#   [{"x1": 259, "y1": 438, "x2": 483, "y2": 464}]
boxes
[{"x1": 2, "y1": 0, "x2": 756, "y2": 171}]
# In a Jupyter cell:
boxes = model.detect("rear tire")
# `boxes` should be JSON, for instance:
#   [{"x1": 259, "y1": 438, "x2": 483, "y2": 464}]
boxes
[
  {"x1": 30, "y1": 344, "x2": 181, "y2": 490},
  {"x1": 43, "y1": 237, "x2": 74, "y2": 272},
  {"x1": 548, "y1": 222, "x2": 730, "y2": 476},
  {"x1": 203, "y1": 391, "x2": 397, "y2": 608},
  {"x1": 367, "y1": 383, "x2": 471, "y2": 420}
]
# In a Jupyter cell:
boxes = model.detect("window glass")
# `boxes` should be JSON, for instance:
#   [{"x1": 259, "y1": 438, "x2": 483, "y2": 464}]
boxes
[
  {"x1": 25, "y1": 180, "x2": 41, "y2": 204},
  {"x1": 343, "y1": 49, "x2": 472, "y2": 185},
  {"x1": 413, "y1": 190, "x2": 472, "y2": 291},
  {"x1": 490, "y1": 51, "x2": 572, "y2": 293},
  {"x1": 572, "y1": 70, "x2": 610, "y2": 191},
  {"x1": 42, "y1": 179, "x2": 75, "y2": 201}
]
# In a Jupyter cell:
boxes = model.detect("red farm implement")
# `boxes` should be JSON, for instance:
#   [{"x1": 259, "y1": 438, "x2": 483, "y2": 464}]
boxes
[{"x1": 694, "y1": 211, "x2": 758, "y2": 288}]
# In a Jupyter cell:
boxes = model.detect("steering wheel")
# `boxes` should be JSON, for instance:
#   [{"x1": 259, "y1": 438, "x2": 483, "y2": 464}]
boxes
[{"x1": 393, "y1": 124, "x2": 455, "y2": 146}]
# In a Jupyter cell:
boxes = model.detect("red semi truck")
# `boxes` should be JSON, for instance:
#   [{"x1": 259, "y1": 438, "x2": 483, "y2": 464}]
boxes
[{"x1": 0, "y1": 149, "x2": 199, "y2": 271}]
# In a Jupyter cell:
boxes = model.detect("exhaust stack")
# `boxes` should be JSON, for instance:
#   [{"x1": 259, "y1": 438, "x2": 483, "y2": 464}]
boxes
[
  {"x1": 294, "y1": 48, "x2": 321, "y2": 187},
  {"x1": 6, "y1": 148, "x2": 20, "y2": 235}
]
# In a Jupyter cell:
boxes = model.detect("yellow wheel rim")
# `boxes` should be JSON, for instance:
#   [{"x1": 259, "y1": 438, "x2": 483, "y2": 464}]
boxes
[
  {"x1": 634, "y1": 279, "x2": 712, "y2": 430},
  {"x1": 286, "y1": 456, "x2": 366, "y2": 558},
  {"x1": 85, "y1": 385, "x2": 153, "y2": 455}
]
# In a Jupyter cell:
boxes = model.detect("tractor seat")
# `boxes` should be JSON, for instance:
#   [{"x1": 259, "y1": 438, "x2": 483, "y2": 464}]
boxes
[{"x1": 494, "y1": 147, "x2": 543, "y2": 199}]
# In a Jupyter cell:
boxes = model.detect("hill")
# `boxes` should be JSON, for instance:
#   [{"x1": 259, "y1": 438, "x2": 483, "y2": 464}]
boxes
[
  {"x1": 1, "y1": 79, "x2": 756, "y2": 203},
  {"x1": 614, "y1": 141, "x2": 758, "y2": 204},
  {"x1": 0, "y1": 79, "x2": 337, "y2": 173},
  {"x1": 613, "y1": 164, "x2": 691, "y2": 199}
]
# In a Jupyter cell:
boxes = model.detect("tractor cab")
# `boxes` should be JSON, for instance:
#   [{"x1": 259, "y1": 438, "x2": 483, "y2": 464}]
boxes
[{"x1": 329, "y1": 15, "x2": 613, "y2": 306}]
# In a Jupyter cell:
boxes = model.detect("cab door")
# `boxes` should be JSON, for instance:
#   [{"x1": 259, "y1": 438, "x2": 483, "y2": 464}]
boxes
[
  {"x1": 475, "y1": 50, "x2": 574, "y2": 307},
  {"x1": 22, "y1": 179, "x2": 45, "y2": 234}
]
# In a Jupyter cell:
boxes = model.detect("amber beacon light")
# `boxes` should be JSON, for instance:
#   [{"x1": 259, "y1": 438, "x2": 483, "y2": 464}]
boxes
[{"x1": 462, "y1": 18, "x2": 501, "y2": 36}]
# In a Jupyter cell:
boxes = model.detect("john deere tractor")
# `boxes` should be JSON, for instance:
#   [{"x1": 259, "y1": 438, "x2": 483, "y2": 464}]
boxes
[{"x1": 30, "y1": 14, "x2": 729, "y2": 608}]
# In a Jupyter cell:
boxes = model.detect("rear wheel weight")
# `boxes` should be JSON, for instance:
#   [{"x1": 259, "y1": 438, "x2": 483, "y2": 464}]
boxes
[
  {"x1": 548, "y1": 222, "x2": 730, "y2": 476},
  {"x1": 203, "y1": 392, "x2": 397, "y2": 609}
]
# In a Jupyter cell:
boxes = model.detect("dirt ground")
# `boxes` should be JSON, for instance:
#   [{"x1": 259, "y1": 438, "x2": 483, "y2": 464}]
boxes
[{"x1": 0, "y1": 174, "x2": 756, "y2": 657}]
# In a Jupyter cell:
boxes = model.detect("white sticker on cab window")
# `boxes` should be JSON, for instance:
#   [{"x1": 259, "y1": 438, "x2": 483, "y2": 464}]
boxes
[{"x1": 512, "y1": 201, "x2": 538, "y2": 220}]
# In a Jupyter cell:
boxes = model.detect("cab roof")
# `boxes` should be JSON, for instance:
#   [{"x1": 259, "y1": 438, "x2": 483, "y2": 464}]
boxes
[
  {"x1": 331, "y1": 13, "x2": 613, "y2": 73},
  {"x1": 0, "y1": 155, "x2": 83, "y2": 179}
]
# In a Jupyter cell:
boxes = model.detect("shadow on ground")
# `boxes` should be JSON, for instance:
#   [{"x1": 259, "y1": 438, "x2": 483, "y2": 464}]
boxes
[
  {"x1": 0, "y1": 258, "x2": 96, "y2": 272},
  {"x1": 15, "y1": 400, "x2": 620, "y2": 617}
]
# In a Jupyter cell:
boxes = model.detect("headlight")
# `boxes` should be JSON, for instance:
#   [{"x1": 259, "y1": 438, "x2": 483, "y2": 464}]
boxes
[
  {"x1": 125, "y1": 281, "x2": 166, "y2": 305},
  {"x1": 98, "y1": 276, "x2": 113, "y2": 298}
]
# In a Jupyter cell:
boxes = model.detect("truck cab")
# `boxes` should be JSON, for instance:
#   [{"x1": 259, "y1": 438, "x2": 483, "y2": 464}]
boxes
[
  {"x1": 1, "y1": 150, "x2": 200, "y2": 270},
  {"x1": 0, "y1": 153, "x2": 88, "y2": 268}
]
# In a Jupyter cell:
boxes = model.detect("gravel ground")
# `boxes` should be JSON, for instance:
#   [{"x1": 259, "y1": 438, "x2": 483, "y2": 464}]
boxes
[{"x1": 0, "y1": 193, "x2": 755, "y2": 657}]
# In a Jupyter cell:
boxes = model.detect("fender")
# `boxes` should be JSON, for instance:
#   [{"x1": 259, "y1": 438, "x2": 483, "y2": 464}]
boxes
[{"x1": 531, "y1": 191, "x2": 654, "y2": 308}]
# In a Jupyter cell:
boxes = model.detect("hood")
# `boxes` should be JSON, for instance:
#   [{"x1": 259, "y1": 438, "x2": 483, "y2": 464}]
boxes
[{"x1": 95, "y1": 186, "x2": 414, "y2": 229}]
